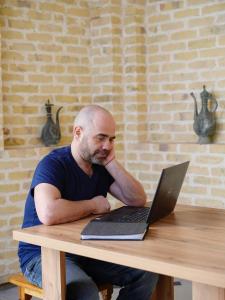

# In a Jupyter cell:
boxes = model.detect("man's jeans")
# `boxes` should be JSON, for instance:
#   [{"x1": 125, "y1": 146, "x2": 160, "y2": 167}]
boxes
[{"x1": 23, "y1": 253, "x2": 158, "y2": 300}]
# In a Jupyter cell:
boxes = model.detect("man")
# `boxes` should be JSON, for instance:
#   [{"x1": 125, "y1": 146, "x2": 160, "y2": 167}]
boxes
[{"x1": 18, "y1": 105, "x2": 158, "y2": 300}]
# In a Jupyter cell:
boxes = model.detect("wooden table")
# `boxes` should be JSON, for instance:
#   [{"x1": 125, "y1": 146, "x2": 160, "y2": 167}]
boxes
[{"x1": 13, "y1": 205, "x2": 225, "y2": 300}]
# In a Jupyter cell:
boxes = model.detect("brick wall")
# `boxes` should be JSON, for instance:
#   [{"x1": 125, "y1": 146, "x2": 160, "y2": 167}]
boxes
[
  {"x1": 1, "y1": 0, "x2": 91, "y2": 147},
  {"x1": 0, "y1": 0, "x2": 225, "y2": 284},
  {"x1": 0, "y1": 30, "x2": 3, "y2": 150},
  {"x1": 146, "y1": 0, "x2": 225, "y2": 144},
  {"x1": 129, "y1": 143, "x2": 225, "y2": 208},
  {"x1": 0, "y1": 0, "x2": 92, "y2": 284},
  {"x1": 0, "y1": 147, "x2": 49, "y2": 282}
]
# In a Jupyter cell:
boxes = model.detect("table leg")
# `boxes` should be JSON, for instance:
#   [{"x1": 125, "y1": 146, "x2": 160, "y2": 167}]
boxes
[
  {"x1": 151, "y1": 275, "x2": 174, "y2": 300},
  {"x1": 41, "y1": 247, "x2": 66, "y2": 300},
  {"x1": 193, "y1": 282, "x2": 225, "y2": 300}
]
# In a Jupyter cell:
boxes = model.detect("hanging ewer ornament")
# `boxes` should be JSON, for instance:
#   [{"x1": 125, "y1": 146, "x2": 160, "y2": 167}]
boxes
[
  {"x1": 41, "y1": 100, "x2": 63, "y2": 146},
  {"x1": 190, "y1": 85, "x2": 218, "y2": 144}
]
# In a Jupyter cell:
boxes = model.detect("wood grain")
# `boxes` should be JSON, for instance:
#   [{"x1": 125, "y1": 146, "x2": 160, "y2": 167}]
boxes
[
  {"x1": 42, "y1": 248, "x2": 65, "y2": 300},
  {"x1": 13, "y1": 204, "x2": 225, "y2": 299}
]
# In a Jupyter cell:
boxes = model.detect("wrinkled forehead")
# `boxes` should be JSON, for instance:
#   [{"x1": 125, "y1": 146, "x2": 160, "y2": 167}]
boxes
[{"x1": 91, "y1": 112, "x2": 116, "y2": 136}]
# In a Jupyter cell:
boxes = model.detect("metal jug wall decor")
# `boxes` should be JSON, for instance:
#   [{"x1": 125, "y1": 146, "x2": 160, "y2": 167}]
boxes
[
  {"x1": 190, "y1": 85, "x2": 218, "y2": 144},
  {"x1": 41, "y1": 100, "x2": 63, "y2": 146}
]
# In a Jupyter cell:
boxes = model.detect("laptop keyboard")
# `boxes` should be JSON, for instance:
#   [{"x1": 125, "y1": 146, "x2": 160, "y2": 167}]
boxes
[
  {"x1": 117, "y1": 207, "x2": 150, "y2": 222},
  {"x1": 97, "y1": 206, "x2": 150, "y2": 223}
]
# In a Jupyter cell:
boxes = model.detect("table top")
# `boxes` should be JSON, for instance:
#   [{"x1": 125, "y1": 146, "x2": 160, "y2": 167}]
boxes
[{"x1": 13, "y1": 204, "x2": 225, "y2": 288}]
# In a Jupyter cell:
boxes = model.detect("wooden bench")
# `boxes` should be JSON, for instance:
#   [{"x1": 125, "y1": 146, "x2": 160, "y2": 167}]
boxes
[
  {"x1": 9, "y1": 272, "x2": 173, "y2": 300},
  {"x1": 9, "y1": 273, "x2": 113, "y2": 300}
]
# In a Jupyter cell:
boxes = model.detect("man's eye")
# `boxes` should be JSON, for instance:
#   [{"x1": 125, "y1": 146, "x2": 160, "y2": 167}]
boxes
[{"x1": 97, "y1": 136, "x2": 105, "y2": 141}]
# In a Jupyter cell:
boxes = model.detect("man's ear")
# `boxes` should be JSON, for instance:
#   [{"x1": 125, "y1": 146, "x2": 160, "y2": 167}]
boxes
[{"x1": 73, "y1": 126, "x2": 82, "y2": 139}]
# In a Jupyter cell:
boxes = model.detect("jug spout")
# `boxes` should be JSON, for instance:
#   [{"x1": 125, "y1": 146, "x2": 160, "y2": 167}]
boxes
[
  {"x1": 55, "y1": 106, "x2": 63, "y2": 139},
  {"x1": 190, "y1": 92, "x2": 198, "y2": 119}
]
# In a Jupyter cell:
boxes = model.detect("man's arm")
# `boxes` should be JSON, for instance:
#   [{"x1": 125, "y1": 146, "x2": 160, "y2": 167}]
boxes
[
  {"x1": 34, "y1": 183, "x2": 111, "y2": 225},
  {"x1": 106, "y1": 159, "x2": 147, "y2": 207}
]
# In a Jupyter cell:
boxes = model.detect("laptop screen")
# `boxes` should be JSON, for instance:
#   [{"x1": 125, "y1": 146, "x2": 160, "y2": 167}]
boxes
[{"x1": 147, "y1": 161, "x2": 189, "y2": 224}]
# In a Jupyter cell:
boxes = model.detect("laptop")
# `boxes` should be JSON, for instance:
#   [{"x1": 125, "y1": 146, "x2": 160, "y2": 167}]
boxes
[{"x1": 81, "y1": 161, "x2": 190, "y2": 240}]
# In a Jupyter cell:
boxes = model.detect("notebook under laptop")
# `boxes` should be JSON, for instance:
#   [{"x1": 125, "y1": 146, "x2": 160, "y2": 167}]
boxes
[{"x1": 81, "y1": 161, "x2": 190, "y2": 240}]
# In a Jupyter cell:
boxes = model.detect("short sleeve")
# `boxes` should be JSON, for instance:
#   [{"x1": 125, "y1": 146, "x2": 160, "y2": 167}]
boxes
[{"x1": 30, "y1": 155, "x2": 65, "y2": 196}]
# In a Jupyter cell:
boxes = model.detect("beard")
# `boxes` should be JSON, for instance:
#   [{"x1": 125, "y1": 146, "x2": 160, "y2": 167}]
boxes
[
  {"x1": 79, "y1": 138, "x2": 109, "y2": 165},
  {"x1": 90, "y1": 149, "x2": 110, "y2": 164}
]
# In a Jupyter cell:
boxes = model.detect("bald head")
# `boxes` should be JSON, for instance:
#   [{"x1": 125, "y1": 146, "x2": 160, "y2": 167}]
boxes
[
  {"x1": 74, "y1": 105, "x2": 115, "y2": 131},
  {"x1": 72, "y1": 105, "x2": 116, "y2": 165}
]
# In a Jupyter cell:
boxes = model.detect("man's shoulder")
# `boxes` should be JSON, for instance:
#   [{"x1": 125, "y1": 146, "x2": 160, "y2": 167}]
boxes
[
  {"x1": 32, "y1": 146, "x2": 73, "y2": 185},
  {"x1": 45, "y1": 146, "x2": 71, "y2": 162},
  {"x1": 37, "y1": 146, "x2": 72, "y2": 170},
  {"x1": 49, "y1": 145, "x2": 70, "y2": 156}
]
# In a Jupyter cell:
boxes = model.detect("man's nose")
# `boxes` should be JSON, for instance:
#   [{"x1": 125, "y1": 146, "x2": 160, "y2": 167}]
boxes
[{"x1": 102, "y1": 139, "x2": 111, "y2": 150}]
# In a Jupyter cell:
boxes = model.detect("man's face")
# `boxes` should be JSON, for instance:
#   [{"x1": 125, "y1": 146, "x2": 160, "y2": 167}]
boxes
[{"x1": 79, "y1": 116, "x2": 116, "y2": 165}]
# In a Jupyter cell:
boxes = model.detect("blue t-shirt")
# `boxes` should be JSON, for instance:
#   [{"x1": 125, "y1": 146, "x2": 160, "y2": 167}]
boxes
[{"x1": 18, "y1": 146, "x2": 114, "y2": 272}]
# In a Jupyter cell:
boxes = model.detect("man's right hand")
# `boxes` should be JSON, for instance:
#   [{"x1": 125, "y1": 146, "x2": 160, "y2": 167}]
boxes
[{"x1": 92, "y1": 196, "x2": 111, "y2": 214}]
